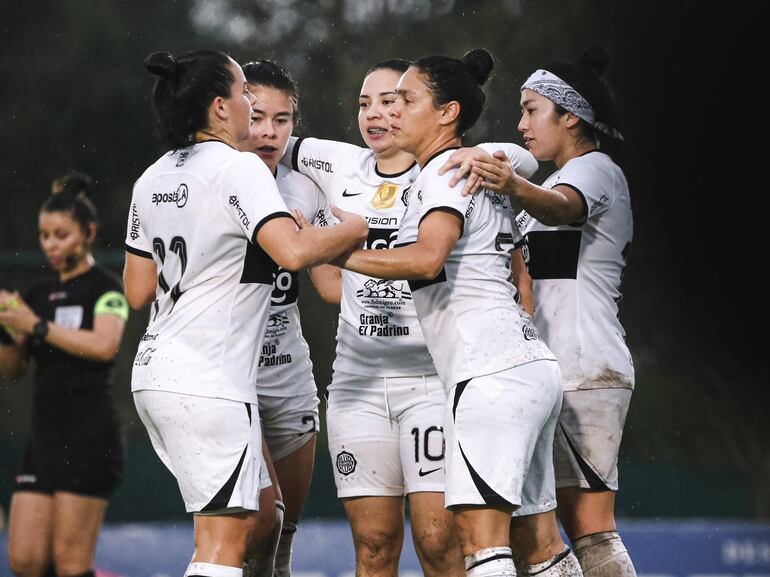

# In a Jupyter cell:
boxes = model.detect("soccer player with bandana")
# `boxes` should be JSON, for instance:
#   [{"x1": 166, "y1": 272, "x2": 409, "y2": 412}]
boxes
[
  {"x1": 284, "y1": 59, "x2": 538, "y2": 577},
  {"x1": 0, "y1": 173, "x2": 129, "y2": 577},
  {"x1": 440, "y1": 46, "x2": 636, "y2": 577}
]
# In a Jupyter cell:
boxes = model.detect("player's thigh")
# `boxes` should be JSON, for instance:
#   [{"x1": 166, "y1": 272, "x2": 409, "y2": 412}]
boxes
[
  {"x1": 7, "y1": 491, "x2": 55, "y2": 570},
  {"x1": 274, "y1": 435, "x2": 316, "y2": 523},
  {"x1": 556, "y1": 486, "x2": 617, "y2": 538}
]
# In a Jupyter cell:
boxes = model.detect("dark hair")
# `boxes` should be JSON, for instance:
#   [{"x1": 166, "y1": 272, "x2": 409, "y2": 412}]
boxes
[
  {"x1": 413, "y1": 48, "x2": 493, "y2": 136},
  {"x1": 242, "y1": 60, "x2": 300, "y2": 123},
  {"x1": 366, "y1": 58, "x2": 411, "y2": 76},
  {"x1": 144, "y1": 50, "x2": 235, "y2": 150},
  {"x1": 42, "y1": 173, "x2": 99, "y2": 237},
  {"x1": 544, "y1": 46, "x2": 622, "y2": 154}
]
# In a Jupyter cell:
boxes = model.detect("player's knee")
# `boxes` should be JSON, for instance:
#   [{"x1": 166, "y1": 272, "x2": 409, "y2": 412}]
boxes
[
  {"x1": 414, "y1": 522, "x2": 459, "y2": 566},
  {"x1": 52, "y1": 540, "x2": 89, "y2": 577},
  {"x1": 8, "y1": 553, "x2": 48, "y2": 577},
  {"x1": 353, "y1": 527, "x2": 402, "y2": 570}
]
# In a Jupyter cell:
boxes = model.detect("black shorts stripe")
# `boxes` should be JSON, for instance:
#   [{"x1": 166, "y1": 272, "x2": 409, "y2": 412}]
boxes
[
  {"x1": 201, "y1": 444, "x2": 248, "y2": 512},
  {"x1": 453, "y1": 378, "x2": 515, "y2": 508},
  {"x1": 459, "y1": 443, "x2": 515, "y2": 508},
  {"x1": 453, "y1": 379, "x2": 470, "y2": 419},
  {"x1": 525, "y1": 230, "x2": 582, "y2": 280},
  {"x1": 560, "y1": 423, "x2": 610, "y2": 491}
]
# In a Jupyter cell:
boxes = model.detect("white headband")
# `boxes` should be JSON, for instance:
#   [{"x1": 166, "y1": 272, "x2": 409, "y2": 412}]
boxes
[{"x1": 522, "y1": 69, "x2": 623, "y2": 140}]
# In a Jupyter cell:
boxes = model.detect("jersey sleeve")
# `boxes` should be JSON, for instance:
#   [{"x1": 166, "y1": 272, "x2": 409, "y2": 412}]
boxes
[
  {"x1": 419, "y1": 162, "x2": 472, "y2": 231},
  {"x1": 554, "y1": 155, "x2": 615, "y2": 221},
  {"x1": 125, "y1": 180, "x2": 153, "y2": 259},
  {"x1": 476, "y1": 142, "x2": 539, "y2": 179},
  {"x1": 222, "y1": 153, "x2": 292, "y2": 244},
  {"x1": 288, "y1": 137, "x2": 361, "y2": 194}
]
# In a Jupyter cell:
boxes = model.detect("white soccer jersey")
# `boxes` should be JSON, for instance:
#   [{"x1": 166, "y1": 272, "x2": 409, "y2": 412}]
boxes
[
  {"x1": 396, "y1": 148, "x2": 555, "y2": 388},
  {"x1": 516, "y1": 150, "x2": 634, "y2": 391},
  {"x1": 257, "y1": 164, "x2": 330, "y2": 396},
  {"x1": 125, "y1": 141, "x2": 291, "y2": 403},
  {"x1": 286, "y1": 137, "x2": 537, "y2": 380}
]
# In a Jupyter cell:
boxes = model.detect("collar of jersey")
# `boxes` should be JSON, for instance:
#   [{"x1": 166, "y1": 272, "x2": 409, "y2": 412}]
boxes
[
  {"x1": 422, "y1": 146, "x2": 461, "y2": 170},
  {"x1": 374, "y1": 160, "x2": 417, "y2": 179}
]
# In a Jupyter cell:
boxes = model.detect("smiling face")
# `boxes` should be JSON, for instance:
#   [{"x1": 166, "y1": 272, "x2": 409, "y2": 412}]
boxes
[
  {"x1": 517, "y1": 88, "x2": 568, "y2": 162},
  {"x1": 243, "y1": 84, "x2": 294, "y2": 172},
  {"x1": 38, "y1": 211, "x2": 91, "y2": 273},
  {"x1": 358, "y1": 68, "x2": 403, "y2": 156},
  {"x1": 389, "y1": 66, "x2": 446, "y2": 158}
]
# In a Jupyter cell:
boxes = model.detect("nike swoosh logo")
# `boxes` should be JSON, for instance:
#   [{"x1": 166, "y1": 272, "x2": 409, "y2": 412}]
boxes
[
  {"x1": 418, "y1": 467, "x2": 441, "y2": 477},
  {"x1": 341, "y1": 189, "x2": 362, "y2": 197}
]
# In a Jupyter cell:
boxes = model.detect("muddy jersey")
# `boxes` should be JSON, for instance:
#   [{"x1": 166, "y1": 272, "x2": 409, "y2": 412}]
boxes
[
  {"x1": 125, "y1": 141, "x2": 291, "y2": 403},
  {"x1": 287, "y1": 137, "x2": 538, "y2": 379},
  {"x1": 396, "y1": 149, "x2": 555, "y2": 387},
  {"x1": 257, "y1": 164, "x2": 330, "y2": 396},
  {"x1": 516, "y1": 151, "x2": 634, "y2": 391}
]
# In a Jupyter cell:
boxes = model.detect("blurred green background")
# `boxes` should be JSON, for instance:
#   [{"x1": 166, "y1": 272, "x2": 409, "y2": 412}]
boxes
[{"x1": 1, "y1": 0, "x2": 762, "y2": 522}]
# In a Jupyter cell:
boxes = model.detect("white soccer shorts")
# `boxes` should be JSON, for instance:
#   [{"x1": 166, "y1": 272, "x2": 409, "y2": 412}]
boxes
[
  {"x1": 445, "y1": 360, "x2": 563, "y2": 515},
  {"x1": 134, "y1": 390, "x2": 269, "y2": 513},
  {"x1": 554, "y1": 387, "x2": 633, "y2": 491},
  {"x1": 326, "y1": 372, "x2": 448, "y2": 498}
]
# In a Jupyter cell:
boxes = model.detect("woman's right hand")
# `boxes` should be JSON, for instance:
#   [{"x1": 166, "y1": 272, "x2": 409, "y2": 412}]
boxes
[{"x1": 331, "y1": 206, "x2": 369, "y2": 246}]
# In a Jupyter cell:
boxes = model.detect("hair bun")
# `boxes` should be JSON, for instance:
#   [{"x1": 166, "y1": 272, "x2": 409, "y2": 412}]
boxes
[
  {"x1": 577, "y1": 45, "x2": 612, "y2": 80},
  {"x1": 144, "y1": 51, "x2": 177, "y2": 78},
  {"x1": 51, "y1": 172, "x2": 93, "y2": 197},
  {"x1": 463, "y1": 48, "x2": 494, "y2": 86}
]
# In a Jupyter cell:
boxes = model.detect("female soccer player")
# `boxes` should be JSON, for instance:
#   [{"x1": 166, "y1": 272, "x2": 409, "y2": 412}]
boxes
[
  {"x1": 323, "y1": 49, "x2": 582, "y2": 577},
  {"x1": 0, "y1": 173, "x2": 128, "y2": 577},
  {"x1": 440, "y1": 46, "x2": 636, "y2": 577},
  {"x1": 285, "y1": 59, "x2": 537, "y2": 577},
  {"x1": 239, "y1": 59, "x2": 334, "y2": 577},
  {"x1": 123, "y1": 49, "x2": 366, "y2": 577}
]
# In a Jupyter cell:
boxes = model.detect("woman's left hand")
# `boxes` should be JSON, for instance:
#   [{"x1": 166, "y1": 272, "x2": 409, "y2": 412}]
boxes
[{"x1": 0, "y1": 291, "x2": 39, "y2": 336}]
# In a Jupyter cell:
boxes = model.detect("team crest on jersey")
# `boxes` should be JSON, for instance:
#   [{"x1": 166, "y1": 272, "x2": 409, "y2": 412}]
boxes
[
  {"x1": 336, "y1": 450, "x2": 357, "y2": 476},
  {"x1": 372, "y1": 183, "x2": 398, "y2": 210},
  {"x1": 521, "y1": 318, "x2": 540, "y2": 341},
  {"x1": 401, "y1": 186, "x2": 411, "y2": 206},
  {"x1": 357, "y1": 279, "x2": 412, "y2": 300}
]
